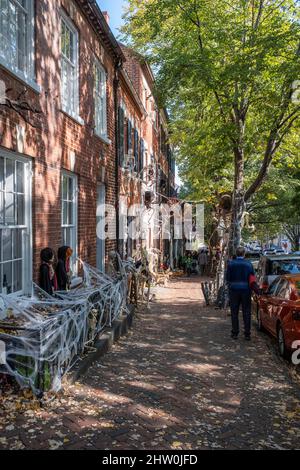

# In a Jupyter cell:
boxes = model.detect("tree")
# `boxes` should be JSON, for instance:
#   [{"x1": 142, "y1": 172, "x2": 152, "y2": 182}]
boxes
[
  {"x1": 123, "y1": 0, "x2": 300, "y2": 254},
  {"x1": 243, "y1": 165, "x2": 300, "y2": 247}
]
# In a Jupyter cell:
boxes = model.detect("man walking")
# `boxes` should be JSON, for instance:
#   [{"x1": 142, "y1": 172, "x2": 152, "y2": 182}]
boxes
[{"x1": 226, "y1": 246, "x2": 254, "y2": 341}]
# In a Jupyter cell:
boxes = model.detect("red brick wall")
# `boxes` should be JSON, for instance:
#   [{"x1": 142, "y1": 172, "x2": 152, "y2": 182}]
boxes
[
  {"x1": 0, "y1": 0, "x2": 118, "y2": 281},
  {"x1": 120, "y1": 46, "x2": 168, "y2": 179},
  {"x1": 119, "y1": 77, "x2": 143, "y2": 207}
]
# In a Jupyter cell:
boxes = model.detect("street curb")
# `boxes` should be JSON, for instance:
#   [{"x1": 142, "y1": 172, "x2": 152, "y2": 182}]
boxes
[{"x1": 66, "y1": 304, "x2": 135, "y2": 384}]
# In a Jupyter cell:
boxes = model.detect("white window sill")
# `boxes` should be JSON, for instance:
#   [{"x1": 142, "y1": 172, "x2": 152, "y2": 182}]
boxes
[
  {"x1": 61, "y1": 108, "x2": 84, "y2": 126},
  {"x1": 94, "y1": 132, "x2": 111, "y2": 145},
  {"x1": 0, "y1": 59, "x2": 41, "y2": 94}
]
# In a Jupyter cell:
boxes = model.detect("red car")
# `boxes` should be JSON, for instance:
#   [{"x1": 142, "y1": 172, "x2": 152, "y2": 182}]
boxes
[{"x1": 256, "y1": 274, "x2": 300, "y2": 358}]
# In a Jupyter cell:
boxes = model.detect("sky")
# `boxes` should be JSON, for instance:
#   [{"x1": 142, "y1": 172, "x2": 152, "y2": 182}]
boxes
[{"x1": 97, "y1": 0, "x2": 128, "y2": 37}]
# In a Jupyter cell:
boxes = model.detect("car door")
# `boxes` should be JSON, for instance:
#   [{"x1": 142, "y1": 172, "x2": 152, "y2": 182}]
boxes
[
  {"x1": 269, "y1": 279, "x2": 290, "y2": 336},
  {"x1": 259, "y1": 278, "x2": 281, "y2": 331},
  {"x1": 287, "y1": 280, "x2": 300, "y2": 349}
]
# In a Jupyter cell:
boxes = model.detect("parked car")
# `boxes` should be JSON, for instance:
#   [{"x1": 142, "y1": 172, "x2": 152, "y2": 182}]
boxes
[
  {"x1": 262, "y1": 249, "x2": 277, "y2": 256},
  {"x1": 256, "y1": 274, "x2": 300, "y2": 358},
  {"x1": 275, "y1": 248, "x2": 286, "y2": 255},
  {"x1": 257, "y1": 254, "x2": 300, "y2": 291},
  {"x1": 245, "y1": 251, "x2": 261, "y2": 271}
]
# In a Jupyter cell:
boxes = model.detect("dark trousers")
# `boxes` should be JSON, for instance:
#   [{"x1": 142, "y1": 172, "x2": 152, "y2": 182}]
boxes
[{"x1": 229, "y1": 290, "x2": 252, "y2": 337}]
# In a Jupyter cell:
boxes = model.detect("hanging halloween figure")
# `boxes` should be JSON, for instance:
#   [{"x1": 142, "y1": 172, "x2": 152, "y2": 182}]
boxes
[
  {"x1": 39, "y1": 248, "x2": 58, "y2": 295},
  {"x1": 56, "y1": 246, "x2": 73, "y2": 291}
]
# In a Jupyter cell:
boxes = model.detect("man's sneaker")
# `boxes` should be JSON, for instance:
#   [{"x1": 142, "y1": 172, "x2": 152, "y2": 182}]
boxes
[{"x1": 231, "y1": 333, "x2": 238, "y2": 340}]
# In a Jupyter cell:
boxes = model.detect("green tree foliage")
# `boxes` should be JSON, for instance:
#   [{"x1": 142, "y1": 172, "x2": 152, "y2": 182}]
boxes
[{"x1": 123, "y1": 0, "x2": 300, "y2": 252}]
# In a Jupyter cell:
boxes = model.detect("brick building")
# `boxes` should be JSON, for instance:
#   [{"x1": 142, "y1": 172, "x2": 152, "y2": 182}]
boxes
[
  {"x1": 0, "y1": 0, "x2": 124, "y2": 294},
  {"x1": 119, "y1": 45, "x2": 176, "y2": 266},
  {"x1": 0, "y1": 0, "x2": 176, "y2": 296},
  {"x1": 116, "y1": 65, "x2": 146, "y2": 259}
]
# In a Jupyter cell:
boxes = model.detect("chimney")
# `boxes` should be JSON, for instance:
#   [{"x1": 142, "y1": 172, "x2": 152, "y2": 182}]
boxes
[{"x1": 102, "y1": 11, "x2": 110, "y2": 25}]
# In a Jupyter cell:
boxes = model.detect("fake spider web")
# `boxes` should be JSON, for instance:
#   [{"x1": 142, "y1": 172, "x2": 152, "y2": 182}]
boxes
[{"x1": 0, "y1": 256, "x2": 132, "y2": 395}]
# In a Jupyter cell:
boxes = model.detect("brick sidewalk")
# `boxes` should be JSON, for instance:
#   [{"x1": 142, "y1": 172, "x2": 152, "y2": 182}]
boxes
[{"x1": 0, "y1": 276, "x2": 300, "y2": 450}]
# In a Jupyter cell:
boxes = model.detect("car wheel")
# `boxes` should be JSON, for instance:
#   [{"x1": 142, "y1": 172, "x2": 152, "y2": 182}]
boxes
[
  {"x1": 277, "y1": 325, "x2": 289, "y2": 359},
  {"x1": 257, "y1": 309, "x2": 264, "y2": 331}
]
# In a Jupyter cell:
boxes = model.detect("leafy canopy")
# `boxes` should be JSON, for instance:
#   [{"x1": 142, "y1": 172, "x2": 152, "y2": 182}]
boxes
[{"x1": 122, "y1": 0, "x2": 300, "y2": 204}]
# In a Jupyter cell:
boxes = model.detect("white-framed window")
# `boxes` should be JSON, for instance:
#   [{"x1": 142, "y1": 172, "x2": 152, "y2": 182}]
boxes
[
  {"x1": 61, "y1": 172, "x2": 77, "y2": 274},
  {"x1": 0, "y1": 150, "x2": 31, "y2": 295},
  {"x1": 60, "y1": 12, "x2": 80, "y2": 121},
  {"x1": 94, "y1": 60, "x2": 107, "y2": 138},
  {"x1": 0, "y1": 0, "x2": 37, "y2": 88}
]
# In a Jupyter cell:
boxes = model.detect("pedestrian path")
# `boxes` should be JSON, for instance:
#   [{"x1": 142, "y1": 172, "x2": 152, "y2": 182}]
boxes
[{"x1": 0, "y1": 277, "x2": 300, "y2": 450}]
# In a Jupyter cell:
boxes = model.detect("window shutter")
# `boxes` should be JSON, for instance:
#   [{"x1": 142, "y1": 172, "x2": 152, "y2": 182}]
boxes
[
  {"x1": 134, "y1": 129, "x2": 139, "y2": 172},
  {"x1": 127, "y1": 119, "x2": 132, "y2": 150},
  {"x1": 118, "y1": 107, "x2": 125, "y2": 165},
  {"x1": 140, "y1": 139, "x2": 145, "y2": 174}
]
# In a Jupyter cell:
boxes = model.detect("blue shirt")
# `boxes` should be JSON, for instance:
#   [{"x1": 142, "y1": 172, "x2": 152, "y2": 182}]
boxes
[{"x1": 226, "y1": 257, "x2": 254, "y2": 292}]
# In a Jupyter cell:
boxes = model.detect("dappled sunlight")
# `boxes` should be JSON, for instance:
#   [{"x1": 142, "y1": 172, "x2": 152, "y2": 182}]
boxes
[
  {"x1": 176, "y1": 362, "x2": 223, "y2": 376},
  {"x1": 127, "y1": 381, "x2": 158, "y2": 392},
  {"x1": 254, "y1": 378, "x2": 292, "y2": 392},
  {"x1": 128, "y1": 403, "x2": 182, "y2": 426},
  {"x1": 1, "y1": 276, "x2": 300, "y2": 450}
]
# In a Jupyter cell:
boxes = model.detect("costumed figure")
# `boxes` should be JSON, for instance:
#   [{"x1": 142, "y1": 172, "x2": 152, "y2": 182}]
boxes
[
  {"x1": 39, "y1": 248, "x2": 57, "y2": 295},
  {"x1": 56, "y1": 246, "x2": 73, "y2": 291}
]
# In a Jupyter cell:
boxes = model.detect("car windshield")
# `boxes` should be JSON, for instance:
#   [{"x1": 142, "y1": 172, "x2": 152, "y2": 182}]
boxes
[{"x1": 270, "y1": 259, "x2": 300, "y2": 275}]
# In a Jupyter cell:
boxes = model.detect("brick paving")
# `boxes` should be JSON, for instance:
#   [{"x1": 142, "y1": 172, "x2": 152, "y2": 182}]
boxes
[{"x1": 1, "y1": 276, "x2": 300, "y2": 450}]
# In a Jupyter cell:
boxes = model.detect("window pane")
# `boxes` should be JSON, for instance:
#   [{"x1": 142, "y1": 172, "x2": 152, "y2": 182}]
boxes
[
  {"x1": 61, "y1": 174, "x2": 76, "y2": 274},
  {"x1": 17, "y1": 1, "x2": 28, "y2": 9},
  {"x1": 62, "y1": 175, "x2": 68, "y2": 200},
  {"x1": 17, "y1": 9, "x2": 26, "y2": 72},
  {"x1": 2, "y1": 229, "x2": 12, "y2": 261},
  {"x1": 3, "y1": 261, "x2": 12, "y2": 294},
  {"x1": 94, "y1": 64, "x2": 106, "y2": 136},
  {"x1": 63, "y1": 227, "x2": 71, "y2": 247},
  {"x1": 13, "y1": 259, "x2": 22, "y2": 292},
  {"x1": 0, "y1": 192, "x2": 4, "y2": 225},
  {"x1": 61, "y1": 22, "x2": 74, "y2": 63},
  {"x1": 5, "y1": 192, "x2": 15, "y2": 225},
  {"x1": 16, "y1": 161, "x2": 24, "y2": 193},
  {"x1": 6, "y1": 158, "x2": 14, "y2": 192},
  {"x1": 63, "y1": 201, "x2": 68, "y2": 225},
  {"x1": 13, "y1": 229, "x2": 22, "y2": 259},
  {"x1": 69, "y1": 29, "x2": 74, "y2": 63},
  {"x1": 68, "y1": 201, "x2": 73, "y2": 225},
  {"x1": 68, "y1": 176, "x2": 73, "y2": 200},
  {"x1": 61, "y1": 21, "x2": 66, "y2": 55},
  {"x1": 61, "y1": 58, "x2": 76, "y2": 114},
  {"x1": 0, "y1": 157, "x2": 4, "y2": 191},
  {"x1": 17, "y1": 194, "x2": 25, "y2": 225}
]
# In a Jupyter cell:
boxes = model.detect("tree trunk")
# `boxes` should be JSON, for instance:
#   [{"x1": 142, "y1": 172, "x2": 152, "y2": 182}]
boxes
[
  {"x1": 229, "y1": 145, "x2": 245, "y2": 257},
  {"x1": 229, "y1": 190, "x2": 245, "y2": 257},
  {"x1": 284, "y1": 224, "x2": 300, "y2": 252}
]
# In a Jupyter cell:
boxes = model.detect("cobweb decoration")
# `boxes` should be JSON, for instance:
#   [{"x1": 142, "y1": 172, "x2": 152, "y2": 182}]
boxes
[{"x1": 0, "y1": 257, "x2": 132, "y2": 395}]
